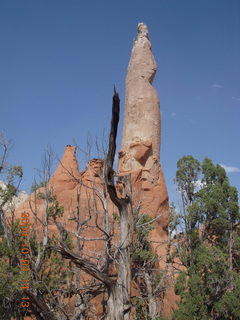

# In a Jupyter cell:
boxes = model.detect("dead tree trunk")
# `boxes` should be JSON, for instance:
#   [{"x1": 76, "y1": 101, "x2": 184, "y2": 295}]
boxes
[
  {"x1": 104, "y1": 88, "x2": 133, "y2": 320},
  {"x1": 49, "y1": 89, "x2": 133, "y2": 320}
]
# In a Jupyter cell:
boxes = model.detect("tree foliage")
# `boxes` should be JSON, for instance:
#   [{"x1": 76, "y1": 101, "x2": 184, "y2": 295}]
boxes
[{"x1": 173, "y1": 156, "x2": 240, "y2": 320}]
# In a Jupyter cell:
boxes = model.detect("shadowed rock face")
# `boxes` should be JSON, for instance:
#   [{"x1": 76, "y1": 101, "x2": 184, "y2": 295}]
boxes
[{"x1": 119, "y1": 23, "x2": 160, "y2": 181}]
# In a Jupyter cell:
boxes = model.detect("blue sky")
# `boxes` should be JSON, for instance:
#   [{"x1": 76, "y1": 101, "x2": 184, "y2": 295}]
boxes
[{"x1": 0, "y1": 0, "x2": 240, "y2": 201}]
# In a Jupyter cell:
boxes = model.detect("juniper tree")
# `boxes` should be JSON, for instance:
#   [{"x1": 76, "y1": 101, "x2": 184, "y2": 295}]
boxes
[{"x1": 173, "y1": 156, "x2": 240, "y2": 320}]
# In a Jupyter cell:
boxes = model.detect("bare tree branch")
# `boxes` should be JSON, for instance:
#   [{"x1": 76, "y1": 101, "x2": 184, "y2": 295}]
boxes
[{"x1": 48, "y1": 241, "x2": 114, "y2": 289}]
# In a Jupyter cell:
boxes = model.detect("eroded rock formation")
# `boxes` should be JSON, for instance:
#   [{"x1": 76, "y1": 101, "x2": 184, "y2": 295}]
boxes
[
  {"x1": 13, "y1": 23, "x2": 176, "y2": 319},
  {"x1": 118, "y1": 23, "x2": 175, "y2": 317},
  {"x1": 119, "y1": 22, "x2": 169, "y2": 241},
  {"x1": 120, "y1": 23, "x2": 160, "y2": 179}
]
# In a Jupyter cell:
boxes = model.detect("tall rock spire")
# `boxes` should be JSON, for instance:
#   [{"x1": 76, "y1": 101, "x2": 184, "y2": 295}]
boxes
[
  {"x1": 119, "y1": 22, "x2": 161, "y2": 182},
  {"x1": 118, "y1": 22, "x2": 168, "y2": 231},
  {"x1": 118, "y1": 24, "x2": 176, "y2": 317}
]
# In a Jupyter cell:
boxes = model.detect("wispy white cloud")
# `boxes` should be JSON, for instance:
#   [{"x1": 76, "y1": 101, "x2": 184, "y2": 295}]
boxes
[
  {"x1": 171, "y1": 112, "x2": 176, "y2": 118},
  {"x1": 211, "y1": 83, "x2": 223, "y2": 89},
  {"x1": 232, "y1": 96, "x2": 240, "y2": 102},
  {"x1": 220, "y1": 164, "x2": 240, "y2": 173}
]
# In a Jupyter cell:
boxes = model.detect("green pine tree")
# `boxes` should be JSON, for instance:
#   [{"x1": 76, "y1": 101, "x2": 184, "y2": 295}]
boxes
[{"x1": 173, "y1": 156, "x2": 240, "y2": 320}]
